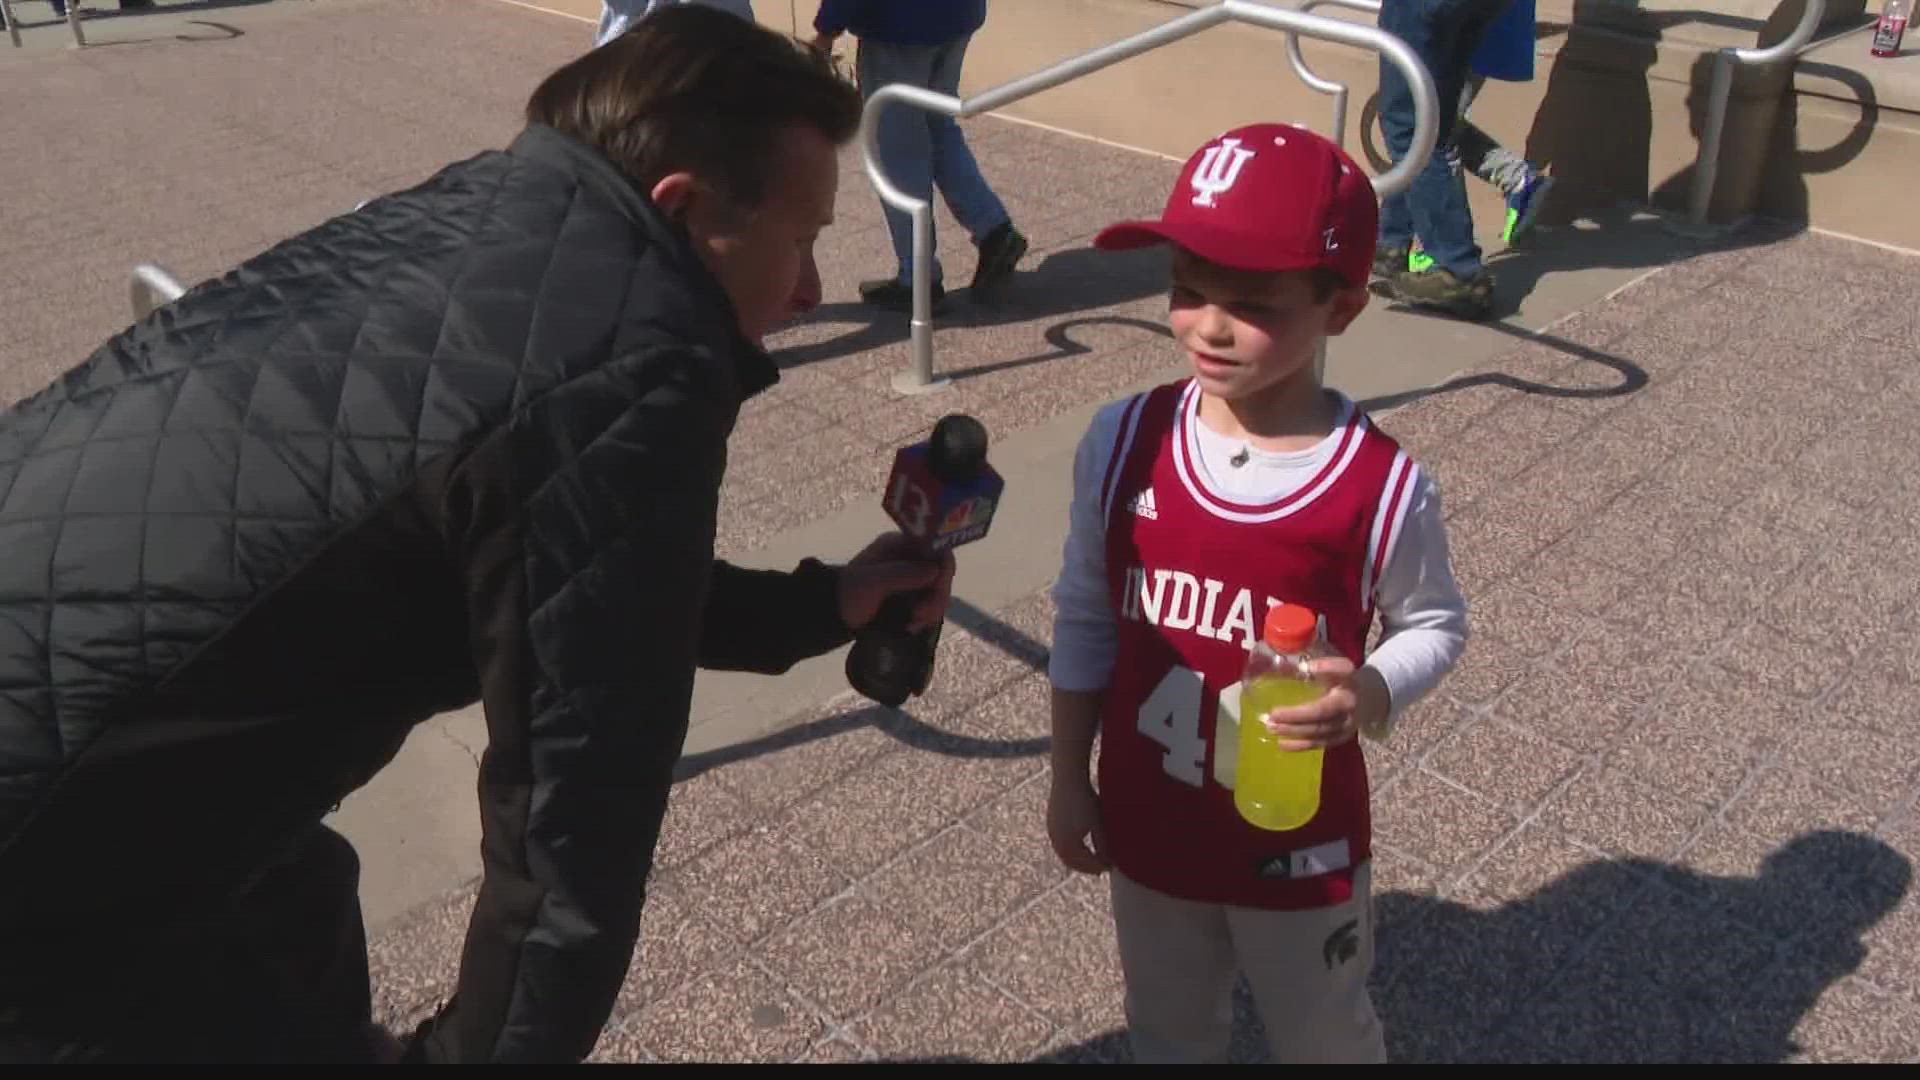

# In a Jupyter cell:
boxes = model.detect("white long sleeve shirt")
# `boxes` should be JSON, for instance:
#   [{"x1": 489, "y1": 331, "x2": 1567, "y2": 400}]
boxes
[{"x1": 1048, "y1": 395, "x2": 1469, "y2": 733}]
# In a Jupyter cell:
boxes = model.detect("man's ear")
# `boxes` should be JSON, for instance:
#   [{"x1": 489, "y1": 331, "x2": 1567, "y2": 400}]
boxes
[
  {"x1": 650, "y1": 171, "x2": 698, "y2": 220},
  {"x1": 1325, "y1": 284, "x2": 1370, "y2": 336}
]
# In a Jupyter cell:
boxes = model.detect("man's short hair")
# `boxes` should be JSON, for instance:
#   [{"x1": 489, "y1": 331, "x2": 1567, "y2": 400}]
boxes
[{"x1": 524, "y1": 6, "x2": 861, "y2": 208}]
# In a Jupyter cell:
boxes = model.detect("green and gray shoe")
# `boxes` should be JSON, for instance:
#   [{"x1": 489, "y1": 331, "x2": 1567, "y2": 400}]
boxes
[
  {"x1": 1373, "y1": 244, "x2": 1411, "y2": 281},
  {"x1": 1382, "y1": 264, "x2": 1495, "y2": 321}
]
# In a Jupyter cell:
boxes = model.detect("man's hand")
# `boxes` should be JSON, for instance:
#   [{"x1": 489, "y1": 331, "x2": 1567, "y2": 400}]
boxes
[
  {"x1": 1046, "y1": 776, "x2": 1110, "y2": 875},
  {"x1": 1260, "y1": 660, "x2": 1390, "y2": 750},
  {"x1": 835, "y1": 531, "x2": 955, "y2": 633},
  {"x1": 807, "y1": 30, "x2": 840, "y2": 53}
]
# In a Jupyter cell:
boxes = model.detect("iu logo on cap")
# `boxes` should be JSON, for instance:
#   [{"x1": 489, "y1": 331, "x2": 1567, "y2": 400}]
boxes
[{"x1": 1190, "y1": 137, "x2": 1254, "y2": 208}]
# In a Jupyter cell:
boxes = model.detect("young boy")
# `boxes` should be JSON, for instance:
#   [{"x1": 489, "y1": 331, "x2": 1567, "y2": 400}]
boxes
[{"x1": 1045, "y1": 123, "x2": 1469, "y2": 1063}]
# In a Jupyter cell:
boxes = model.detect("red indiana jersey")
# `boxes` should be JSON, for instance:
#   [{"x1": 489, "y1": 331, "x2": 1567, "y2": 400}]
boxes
[{"x1": 1096, "y1": 379, "x2": 1419, "y2": 910}]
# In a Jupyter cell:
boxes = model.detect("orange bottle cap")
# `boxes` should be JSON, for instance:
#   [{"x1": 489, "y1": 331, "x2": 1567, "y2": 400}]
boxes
[{"x1": 1262, "y1": 603, "x2": 1318, "y2": 652}]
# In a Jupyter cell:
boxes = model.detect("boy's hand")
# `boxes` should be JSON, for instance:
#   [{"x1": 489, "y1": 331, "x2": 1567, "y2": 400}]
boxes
[
  {"x1": 1260, "y1": 660, "x2": 1390, "y2": 750},
  {"x1": 1046, "y1": 777, "x2": 1110, "y2": 875}
]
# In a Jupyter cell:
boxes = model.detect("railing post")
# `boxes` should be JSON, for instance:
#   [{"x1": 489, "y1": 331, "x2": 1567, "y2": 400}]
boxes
[
  {"x1": 859, "y1": 82, "x2": 964, "y2": 395},
  {"x1": 1688, "y1": 49, "x2": 1738, "y2": 226},
  {"x1": 130, "y1": 263, "x2": 185, "y2": 320},
  {"x1": 3, "y1": 0, "x2": 21, "y2": 48},
  {"x1": 858, "y1": 0, "x2": 1438, "y2": 396},
  {"x1": 1285, "y1": 0, "x2": 1382, "y2": 153},
  {"x1": 1284, "y1": 0, "x2": 1384, "y2": 382},
  {"x1": 1675, "y1": 0, "x2": 1826, "y2": 233}
]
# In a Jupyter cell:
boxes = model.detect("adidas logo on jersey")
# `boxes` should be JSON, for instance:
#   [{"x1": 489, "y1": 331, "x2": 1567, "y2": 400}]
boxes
[{"x1": 1127, "y1": 487, "x2": 1158, "y2": 520}]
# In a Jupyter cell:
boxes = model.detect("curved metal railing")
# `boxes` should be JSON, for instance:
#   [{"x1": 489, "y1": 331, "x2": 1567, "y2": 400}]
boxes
[
  {"x1": 1, "y1": 0, "x2": 88, "y2": 48},
  {"x1": 860, "y1": 0, "x2": 1439, "y2": 393},
  {"x1": 1285, "y1": 0, "x2": 1383, "y2": 152},
  {"x1": 129, "y1": 262, "x2": 185, "y2": 319},
  {"x1": 1687, "y1": 0, "x2": 1826, "y2": 225},
  {"x1": 1289, "y1": 0, "x2": 1828, "y2": 229}
]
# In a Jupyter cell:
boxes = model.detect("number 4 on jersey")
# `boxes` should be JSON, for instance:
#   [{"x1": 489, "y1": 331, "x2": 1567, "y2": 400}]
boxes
[
  {"x1": 1137, "y1": 666, "x2": 1206, "y2": 786},
  {"x1": 1138, "y1": 666, "x2": 1248, "y2": 789}
]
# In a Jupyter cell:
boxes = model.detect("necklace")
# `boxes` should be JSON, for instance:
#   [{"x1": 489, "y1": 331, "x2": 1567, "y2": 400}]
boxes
[{"x1": 1229, "y1": 446, "x2": 1251, "y2": 468}]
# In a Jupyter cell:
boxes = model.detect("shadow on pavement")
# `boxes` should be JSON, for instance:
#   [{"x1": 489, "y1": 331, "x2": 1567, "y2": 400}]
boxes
[
  {"x1": 1360, "y1": 318, "x2": 1649, "y2": 413},
  {"x1": 674, "y1": 597, "x2": 1050, "y2": 784},
  {"x1": 877, "y1": 831, "x2": 1911, "y2": 1063},
  {"x1": 771, "y1": 244, "x2": 1170, "y2": 373},
  {"x1": 1376, "y1": 829, "x2": 1911, "y2": 1063}
]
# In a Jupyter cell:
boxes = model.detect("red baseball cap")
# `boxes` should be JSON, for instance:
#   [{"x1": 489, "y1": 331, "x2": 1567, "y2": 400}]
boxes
[{"x1": 1094, "y1": 122, "x2": 1379, "y2": 289}]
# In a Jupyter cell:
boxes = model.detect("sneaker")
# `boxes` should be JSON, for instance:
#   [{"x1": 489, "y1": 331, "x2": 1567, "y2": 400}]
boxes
[
  {"x1": 1382, "y1": 265, "x2": 1495, "y2": 321},
  {"x1": 1406, "y1": 241, "x2": 1435, "y2": 274},
  {"x1": 1372, "y1": 244, "x2": 1410, "y2": 280},
  {"x1": 969, "y1": 221, "x2": 1027, "y2": 298},
  {"x1": 859, "y1": 276, "x2": 947, "y2": 313},
  {"x1": 1501, "y1": 173, "x2": 1554, "y2": 245}
]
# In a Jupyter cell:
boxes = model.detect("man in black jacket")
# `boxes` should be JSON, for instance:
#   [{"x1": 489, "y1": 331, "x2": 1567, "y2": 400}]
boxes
[{"x1": 0, "y1": 7, "x2": 950, "y2": 1064}]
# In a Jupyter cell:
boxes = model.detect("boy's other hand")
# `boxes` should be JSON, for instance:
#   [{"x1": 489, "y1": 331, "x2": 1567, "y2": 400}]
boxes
[
  {"x1": 1047, "y1": 777, "x2": 1110, "y2": 875},
  {"x1": 1260, "y1": 658, "x2": 1389, "y2": 750}
]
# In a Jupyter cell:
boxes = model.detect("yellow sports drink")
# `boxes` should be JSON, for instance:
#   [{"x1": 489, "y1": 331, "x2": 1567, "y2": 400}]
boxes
[{"x1": 1234, "y1": 603, "x2": 1326, "y2": 832}]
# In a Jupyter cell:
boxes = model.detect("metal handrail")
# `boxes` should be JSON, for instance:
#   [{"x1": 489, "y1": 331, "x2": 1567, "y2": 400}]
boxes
[
  {"x1": 860, "y1": 0, "x2": 1439, "y2": 394},
  {"x1": 1687, "y1": 0, "x2": 1826, "y2": 225},
  {"x1": 130, "y1": 262, "x2": 185, "y2": 319},
  {"x1": 1285, "y1": 0, "x2": 1382, "y2": 151},
  {"x1": 1, "y1": 0, "x2": 88, "y2": 48},
  {"x1": 1295, "y1": 0, "x2": 1826, "y2": 232}
]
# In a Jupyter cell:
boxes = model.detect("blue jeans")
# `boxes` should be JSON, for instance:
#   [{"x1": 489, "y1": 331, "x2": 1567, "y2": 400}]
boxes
[
  {"x1": 857, "y1": 33, "x2": 1012, "y2": 286},
  {"x1": 1376, "y1": 0, "x2": 1511, "y2": 279}
]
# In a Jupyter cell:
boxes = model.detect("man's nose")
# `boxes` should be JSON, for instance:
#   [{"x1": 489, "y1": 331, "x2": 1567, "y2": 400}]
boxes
[{"x1": 790, "y1": 253, "x2": 822, "y2": 317}]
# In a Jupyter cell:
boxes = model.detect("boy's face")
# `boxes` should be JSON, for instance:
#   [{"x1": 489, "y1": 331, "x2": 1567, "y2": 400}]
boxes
[{"x1": 1166, "y1": 248, "x2": 1368, "y2": 402}]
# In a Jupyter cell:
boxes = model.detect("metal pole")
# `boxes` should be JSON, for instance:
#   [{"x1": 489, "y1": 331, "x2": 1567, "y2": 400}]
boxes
[
  {"x1": 1286, "y1": 0, "x2": 1382, "y2": 151},
  {"x1": 1683, "y1": 0, "x2": 1825, "y2": 227},
  {"x1": 1280, "y1": 0, "x2": 1383, "y2": 385},
  {"x1": 857, "y1": 0, "x2": 1439, "y2": 393},
  {"x1": 859, "y1": 82, "x2": 962, "y2": 395},
  {"x1": 67, "y1": 0, "x2": 85, "y2": 47},
  {"x1": 3, "y1": 0, "x2": 21, "y2": 48},
  {"x1": 130, "y1": 262, "x2": 185, "y2": 320},
  {"x1": 1688, "y1": 49, "x2": 1736, "y2": 225}
]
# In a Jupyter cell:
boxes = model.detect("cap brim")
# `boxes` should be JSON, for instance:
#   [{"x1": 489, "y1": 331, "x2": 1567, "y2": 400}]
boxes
[{"x1": 1092, "y1": 219, "x2": 1329, "y2": 276}]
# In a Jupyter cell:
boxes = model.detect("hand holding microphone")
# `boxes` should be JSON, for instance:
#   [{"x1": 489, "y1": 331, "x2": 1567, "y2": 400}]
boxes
[{"x1": 844, "y1": 415, "x2": 1004, "y2": 708}]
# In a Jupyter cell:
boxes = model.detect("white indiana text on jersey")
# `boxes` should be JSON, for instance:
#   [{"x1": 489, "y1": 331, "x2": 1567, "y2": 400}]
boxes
[{"x1": 1119, "y1": 565, "x2": 1282, "y2": 652}]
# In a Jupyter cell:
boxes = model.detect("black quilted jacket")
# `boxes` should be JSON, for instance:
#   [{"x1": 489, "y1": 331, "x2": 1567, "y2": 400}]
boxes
[{"x1": 0, "y1": 123, "x2": 851, "y2": 1062}]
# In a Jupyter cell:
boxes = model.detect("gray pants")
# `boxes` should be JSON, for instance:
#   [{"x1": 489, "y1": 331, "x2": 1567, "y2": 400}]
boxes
[
  {"x1": 1109, "y1": 862, "x2": 1387, "y2": 1063},
  {"x1": 1451, "y1": 74, "x2": 1533, "y2": 197}
]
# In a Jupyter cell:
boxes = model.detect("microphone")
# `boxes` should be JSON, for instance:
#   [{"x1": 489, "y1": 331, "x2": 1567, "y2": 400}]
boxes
[{"x1": 845, "y1": 414, "x2": 1005, "y2": 708}]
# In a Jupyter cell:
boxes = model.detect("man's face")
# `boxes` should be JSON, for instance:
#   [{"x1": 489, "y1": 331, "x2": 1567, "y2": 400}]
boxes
[{"x1": 676, "y1": 123, "x2": 838, "y2": 344}]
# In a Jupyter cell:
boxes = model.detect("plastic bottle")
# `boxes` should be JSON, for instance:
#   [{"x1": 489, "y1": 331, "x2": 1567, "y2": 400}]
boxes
[
  {"x1": 1873, "y1": 0, "x2": 1910, "y2": 57},
  {"x1": 1234, "y1": 602, "x2": 1328, "y2": 832}
]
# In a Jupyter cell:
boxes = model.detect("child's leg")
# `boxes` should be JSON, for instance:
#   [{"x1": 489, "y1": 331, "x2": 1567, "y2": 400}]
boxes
[
  {"x1": 1226, "y1": 861, "x2": 1386, "y2": 1063},
  {"x1": 1109, "y1": 870, "x2": 1238, "y2": 1064}
]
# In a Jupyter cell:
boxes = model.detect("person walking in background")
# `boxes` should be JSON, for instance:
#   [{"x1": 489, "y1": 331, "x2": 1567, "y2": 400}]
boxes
[
  {"x1": 1369, "y1": 0, "x2": 1511, "y2": 321},
  {"x1": 810, "y1": 0, "x2": 1028, "y2": 312},
  {"x1": 1405, "y1": 0, "x2": 1553, "y2": 275},
  {"x1": 596, "y1": 0, "x2": 753, "y2": 48}
]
